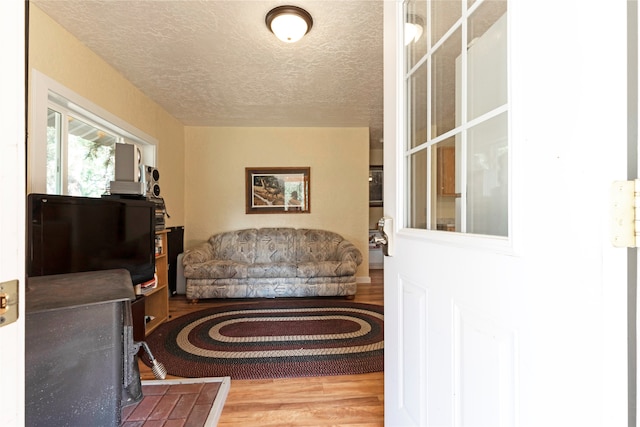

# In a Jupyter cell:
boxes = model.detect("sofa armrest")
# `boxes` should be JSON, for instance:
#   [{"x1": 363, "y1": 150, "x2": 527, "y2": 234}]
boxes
[
  {"x1": 182, "y1": 242, "x2": 215, "y2": 265},
  {"x1": 336, "y1": 240, "x2": 363, "y2": 266}
]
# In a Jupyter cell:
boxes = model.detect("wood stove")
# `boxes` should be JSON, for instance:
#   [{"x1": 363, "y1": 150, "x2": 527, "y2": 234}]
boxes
[{"x1": 25, "y1": 269, "x2": 142, "y2": 426}]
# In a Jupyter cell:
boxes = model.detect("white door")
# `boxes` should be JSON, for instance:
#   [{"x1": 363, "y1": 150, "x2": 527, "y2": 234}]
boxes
[
  {"x1": 0, "y1": 1, "x2": 26, "y2": 426},
  {"x1": 383, "y1": 1, "x2": 629, "y2": 426}
]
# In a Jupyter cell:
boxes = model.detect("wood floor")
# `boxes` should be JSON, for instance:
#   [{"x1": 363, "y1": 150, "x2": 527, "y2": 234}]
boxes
[{"x1": 138, "y1": 269, "x2": 385, "y2": 427}]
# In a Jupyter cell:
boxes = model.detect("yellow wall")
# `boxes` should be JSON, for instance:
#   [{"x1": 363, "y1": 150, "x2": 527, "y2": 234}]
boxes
[
  {"x1": 29, "y1": 5, "x2": 371, "y2": 279},
  {"x1": 184, "y1": 127, "x2": 370, "y2": 278},
  {"x1": 28, "y1": 5, "x2": 185, "y2": 227}
]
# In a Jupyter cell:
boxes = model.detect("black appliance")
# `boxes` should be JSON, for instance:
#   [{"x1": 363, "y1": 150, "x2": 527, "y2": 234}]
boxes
[
  {"x1": 25, "y1": 269, "x2": 142, "y2": 426},
  {"x1": 25, "y1": 195, "x2": 168, "y2": 425},
  {"x1": 27, "y1": 193, "x2": 156, "y2": 286},
  {"x1": 167, "y1": 226, "x2": 184, "y2": 295}
]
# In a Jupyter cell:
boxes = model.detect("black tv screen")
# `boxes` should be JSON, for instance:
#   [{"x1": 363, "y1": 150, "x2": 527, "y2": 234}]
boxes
[{"x1": 27, "y1": 194, "x2": 155, "y2": 286}]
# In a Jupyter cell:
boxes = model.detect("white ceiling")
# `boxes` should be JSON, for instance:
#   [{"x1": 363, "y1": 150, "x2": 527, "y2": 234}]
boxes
[{"x1": 31, "y1": 0, "x2": 384, "y2": 148}]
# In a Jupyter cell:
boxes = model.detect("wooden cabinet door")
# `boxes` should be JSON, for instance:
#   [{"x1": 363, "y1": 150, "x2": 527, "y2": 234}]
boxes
[{"x1": 437, "y1": 146, "x2": 456, "y2": 196}]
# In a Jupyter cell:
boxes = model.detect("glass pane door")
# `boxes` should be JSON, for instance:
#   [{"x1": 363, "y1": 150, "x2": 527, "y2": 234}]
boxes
[{"x1": 404, "y1": 0, "x2": 508, "y2": 236}]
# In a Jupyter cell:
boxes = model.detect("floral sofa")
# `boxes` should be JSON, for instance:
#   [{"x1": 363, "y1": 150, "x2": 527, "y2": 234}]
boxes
[{"x1": 182, "y1": 228, "x2": 363, "y2": 300}]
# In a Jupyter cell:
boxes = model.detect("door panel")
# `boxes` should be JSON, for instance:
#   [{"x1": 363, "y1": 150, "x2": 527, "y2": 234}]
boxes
[
  {"x1": 454, "y1": 304, "x2": 516, "y2": 426},
  {"x1": 384, "y1": 1, "x2": 629, "y2": 426},
  {"x1": 399, "y1": 276, "x2": 427, "y2": 424}
]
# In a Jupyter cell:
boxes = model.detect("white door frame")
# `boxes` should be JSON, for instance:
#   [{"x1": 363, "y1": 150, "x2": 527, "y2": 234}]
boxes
[
  {"x1": 632, "y1": 1, "x2": 640, "y2": 424},
  {"x1": 0, "y1": 1, "x2": 26, "y2": 425}
]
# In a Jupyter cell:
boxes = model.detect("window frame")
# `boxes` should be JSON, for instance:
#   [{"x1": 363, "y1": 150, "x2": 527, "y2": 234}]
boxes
[
  {"x1": 402, "y1": 0, "x2": 510, "y2": 240},
  {"x1": 29, "y1": 69, "x2": 157, "y2": 195}
]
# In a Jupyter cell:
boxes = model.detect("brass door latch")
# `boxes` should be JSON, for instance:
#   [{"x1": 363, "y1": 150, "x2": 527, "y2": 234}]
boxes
[{"x1": 0, "y1": 280, "x2": 18, "y2": 326}]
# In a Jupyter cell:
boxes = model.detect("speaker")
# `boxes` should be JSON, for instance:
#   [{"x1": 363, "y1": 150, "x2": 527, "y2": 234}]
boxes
[
  {"x1": 167, "y1": 226, "x2": 184, "y2": 295},
  {"x1": 115, "y1": 144, "x2": 142, "y2": 182},
  {"x1": 141, "y1": 165, "x2": 160, "y2": 198}
]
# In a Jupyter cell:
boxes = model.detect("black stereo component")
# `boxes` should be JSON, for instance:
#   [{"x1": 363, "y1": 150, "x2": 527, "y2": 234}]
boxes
[{"x1": 147, "y1": 195, "x2": 168, "y2": 230}]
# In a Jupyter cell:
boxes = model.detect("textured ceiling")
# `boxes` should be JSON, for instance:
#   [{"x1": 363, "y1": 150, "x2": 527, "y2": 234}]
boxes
[{"x1": 31, "y1": 0, "x2": 384, "y2": 148}]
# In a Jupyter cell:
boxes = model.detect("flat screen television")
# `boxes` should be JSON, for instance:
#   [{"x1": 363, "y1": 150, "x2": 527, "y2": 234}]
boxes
[{"x1": 27, "y1": 193, "x2": 156, "y2": 286}]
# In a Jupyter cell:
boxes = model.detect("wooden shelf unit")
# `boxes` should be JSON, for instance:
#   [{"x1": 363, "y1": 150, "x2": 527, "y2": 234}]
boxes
[{"x1": 144, "y1": 229, "x2": 169, "y2": 335}]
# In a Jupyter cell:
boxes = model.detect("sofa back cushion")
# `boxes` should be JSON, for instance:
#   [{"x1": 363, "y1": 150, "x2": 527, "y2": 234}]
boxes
[
  {"x1": 209, "y1": 229, "x2": 257, "y2": 263},
  {"x1": 205, "y1": 228, "x2": 360, "y2": 268},
  {"x1": 254, "y1": 228, "x2": 296, "y2": 263},
  {"x1": 295, "y1": 229, "x2": 344, "y2": 262}
]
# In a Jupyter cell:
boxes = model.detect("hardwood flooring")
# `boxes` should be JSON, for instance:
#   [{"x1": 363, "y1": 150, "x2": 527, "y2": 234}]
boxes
[{"x1": 138, "y1": 269, "x2": 385, "y2": 427}]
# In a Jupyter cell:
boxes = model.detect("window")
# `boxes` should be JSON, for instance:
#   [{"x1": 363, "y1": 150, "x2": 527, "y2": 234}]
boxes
[
  {"x1": 30, "y1": 70, "x2": 157, "y2": 196},
  {"x1": 47, "y1": 107, "x2": 122, "y2": 196},
  {"x1": 404, "y1": 0, "x2": 508, "y2": 236}
]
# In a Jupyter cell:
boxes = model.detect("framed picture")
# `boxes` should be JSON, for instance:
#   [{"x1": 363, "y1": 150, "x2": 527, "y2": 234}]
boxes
[
  {"x1": 246, "y1": 167, "x2": 310, "y2": 214},
  {"x1": 369, "y1": 166, "x2": 383, "y2": 207}
]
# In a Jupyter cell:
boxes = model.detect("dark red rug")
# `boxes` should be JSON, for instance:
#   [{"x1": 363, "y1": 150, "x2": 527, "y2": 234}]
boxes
[{"x1": 143, "y1": 299, "x2": 384, "y2": 379}]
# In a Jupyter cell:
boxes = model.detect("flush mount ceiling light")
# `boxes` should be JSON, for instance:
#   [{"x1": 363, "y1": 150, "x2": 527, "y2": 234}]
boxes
[
  {"x1": 405, "y1": 14, "x2": 424, "y2": 45},
  {"x1": 266, "y1": 5, "x2": 313, "y2": 43}
]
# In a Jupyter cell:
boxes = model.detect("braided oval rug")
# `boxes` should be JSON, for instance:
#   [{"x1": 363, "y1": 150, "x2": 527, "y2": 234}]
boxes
[{"x1": 143, "y1": 299, "x2": 384, "y2": 379}]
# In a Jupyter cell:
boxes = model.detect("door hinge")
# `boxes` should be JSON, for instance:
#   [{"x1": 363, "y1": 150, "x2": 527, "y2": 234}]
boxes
[
  {"x1": 0, "y1": 279, "x2": 18, "y2": 327},
  {"x1": 611, "y1": 180, "x2": 640, "y2": 247}
]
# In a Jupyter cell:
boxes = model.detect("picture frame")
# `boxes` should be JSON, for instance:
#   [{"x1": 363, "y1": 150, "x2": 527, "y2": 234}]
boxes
[
  {"x1": 246, "y1": 167, "x2": 310, "y2": 214},
  {"x1": 369, "y1": 165, "x2": 383, "y2": 207}
]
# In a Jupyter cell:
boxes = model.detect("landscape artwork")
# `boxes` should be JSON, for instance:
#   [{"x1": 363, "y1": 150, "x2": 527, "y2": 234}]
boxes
[{"x1": 245, "y1": 167, "x2": 310, "y2": 214}]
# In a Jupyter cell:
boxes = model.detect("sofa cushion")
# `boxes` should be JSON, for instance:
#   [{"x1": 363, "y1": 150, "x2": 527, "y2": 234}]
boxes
[
  {"x1": 248, "y1": 262, "x2": 297, "y2": 278},
  {"x1": 295, "y1": 229, "x2": 343, "y2": 262},
  {"x1": 297, "y1": 260, "x2": 358, "y2": 278},
  {"x1": 210, "y1": 229, "x2": 257, "y2": 263},
  {"x1": 184, "y1": 260, "x2": 248, "y2": 279},
  {"x1": 254, "y1": 228, "x2": 296, "y2": 263}
]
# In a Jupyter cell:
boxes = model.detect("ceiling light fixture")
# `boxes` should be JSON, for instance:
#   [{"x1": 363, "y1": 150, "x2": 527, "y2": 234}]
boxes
[
  {"x1": 405, "y1": 14, "x2": 424, "y2": 46},
  {"x1": 266, "y1": 5, "x2": 313, "y2": 43}
]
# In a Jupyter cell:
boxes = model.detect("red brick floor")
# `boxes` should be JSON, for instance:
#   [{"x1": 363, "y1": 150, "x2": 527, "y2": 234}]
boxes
[{"x1": 121, "y1": 381, "x2": 222, "y2": 427}]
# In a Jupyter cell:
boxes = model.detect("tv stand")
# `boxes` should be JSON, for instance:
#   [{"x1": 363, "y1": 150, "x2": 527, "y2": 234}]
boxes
[{"x1": 140, "y1": 229, "x2": 169, "y2": 335}]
